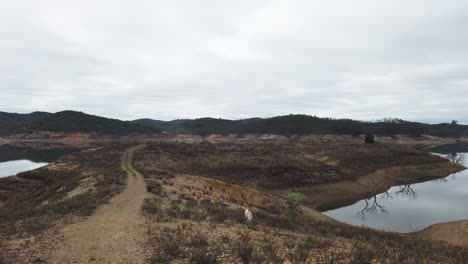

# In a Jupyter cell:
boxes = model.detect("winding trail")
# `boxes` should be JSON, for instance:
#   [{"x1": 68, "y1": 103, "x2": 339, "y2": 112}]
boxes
[{"x1": 49, "y1": 145, "x2": 149, "y2": 264}]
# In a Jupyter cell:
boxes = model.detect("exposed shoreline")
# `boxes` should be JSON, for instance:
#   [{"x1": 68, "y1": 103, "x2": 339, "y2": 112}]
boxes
[
  {"x1": 1, "y1": 132, "x2": 465, "y2": 148},
  {"x1": 306, "y1": 159, "x2": 468, "y2": 247},
  {"x1": 310, "y1": 161, "x2": 465, "y2": 212}
]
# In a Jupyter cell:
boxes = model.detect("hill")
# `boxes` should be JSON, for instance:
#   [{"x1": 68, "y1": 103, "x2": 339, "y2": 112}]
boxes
[
  {"x1": 133, "y1": 117, "x2": 263, "y2": 135},
  {"x1": 0, "y1": 111, "x2": 52, "y2": 134},
  {"x1": 133, "y1": 115, "x2": 468, "y2": 138},
  {"x1": 2, "y1": 110, "x2": 467, "y2": 137},
  {"x1": 1, "y1": 110, "x2": 161, "y2": 134}
]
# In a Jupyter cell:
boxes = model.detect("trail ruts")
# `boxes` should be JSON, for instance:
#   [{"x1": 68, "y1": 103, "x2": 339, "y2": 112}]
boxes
[{"x1": 49, "y1": 145, "x2": 150, "y2": 264}]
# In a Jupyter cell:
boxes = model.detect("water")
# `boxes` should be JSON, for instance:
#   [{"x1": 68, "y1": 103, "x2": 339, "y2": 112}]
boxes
[
  {"x1": 0, "y1": 144, "x2": 78, "y2": 178},
  {"x1": 0, "y1": 160, "x2": 48, "y2": 178},
  {"x1": 323, "y1": 146, "x2": 468, "y2": 233}
]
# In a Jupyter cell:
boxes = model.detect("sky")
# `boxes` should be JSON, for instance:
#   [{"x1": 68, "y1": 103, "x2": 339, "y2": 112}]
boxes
[{"x1": 1, "y1": 0, "x2": 467, "y2": 123}]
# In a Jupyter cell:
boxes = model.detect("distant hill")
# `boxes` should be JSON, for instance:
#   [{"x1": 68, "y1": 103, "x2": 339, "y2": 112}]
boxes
[
  {"x1": 133, "y1": 117, "x2": 264, "y2": 135},
  {"x1": 0, "y1": 111, "x2": 161, "y2": 134},
  {"x1": 0, "y1": 111, "x2": 52, "y2": 134},
  {"x1": 133, "y1": 115, "x2": 468, "y2": 138},
  {"x1": 1, "y1": 110, "x2": 466, "y2": 137}
]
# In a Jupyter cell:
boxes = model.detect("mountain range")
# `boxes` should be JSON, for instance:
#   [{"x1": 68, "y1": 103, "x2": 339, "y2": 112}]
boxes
[{"x1": 1, "y1": 110, "x2": 467, "y2": 137}]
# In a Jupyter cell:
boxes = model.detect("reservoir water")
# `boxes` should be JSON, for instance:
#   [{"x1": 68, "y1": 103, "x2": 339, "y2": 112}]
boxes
[
  {"x1": 0, "y1": 144, "x2": 77, "y2": 178},
  {"x1": 323, "y1": 144, "x2": 468, "y2": 233}
]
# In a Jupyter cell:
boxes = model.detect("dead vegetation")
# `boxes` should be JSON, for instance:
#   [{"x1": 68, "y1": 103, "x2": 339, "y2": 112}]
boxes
[
  {"x1": 135, "y1": 141, "x2": 463, "y2": 210},
  {"x1": 1, "y1": 140, "x2": 466, "y2": 263},
  {"x1": 135, "y1": 142, "x2": 467, "y2": 263},
  {"x1": 0, "y1": 145, "x2": 129, "y2": 262}
]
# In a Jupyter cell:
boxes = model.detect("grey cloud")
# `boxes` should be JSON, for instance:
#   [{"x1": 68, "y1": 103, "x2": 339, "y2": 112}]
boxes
[{"x1": 1, "y1": 0, "x2": 467, "y2": 123}]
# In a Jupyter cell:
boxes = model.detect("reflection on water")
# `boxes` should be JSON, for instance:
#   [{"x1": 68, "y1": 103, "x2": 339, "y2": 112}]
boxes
[
  {"x1": 444, "y1": 152, "x2": 465, "y2": 165},
  {"x1": 0, "y1": 141, "x2": 127, "y2": 178},
  {"x1": 0, "y1": 144, "x2": 80, "y2": 178},
  {"x1": 324, "y1": 147, "x2": 468, "y2": 233}
]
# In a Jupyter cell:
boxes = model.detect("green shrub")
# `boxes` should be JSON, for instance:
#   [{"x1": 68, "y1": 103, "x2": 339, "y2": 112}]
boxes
[{"x1": 365, "y1": 132, "x2": 375, "y2": 144}]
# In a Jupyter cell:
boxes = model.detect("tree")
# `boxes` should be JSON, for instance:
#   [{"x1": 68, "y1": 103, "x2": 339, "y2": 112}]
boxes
[
  {"x1": 451, "y1": 120, "x2": 458, "y2": 125},
  {"x1": 365, "y1": 132, "x2": 375, "y2": 144}
]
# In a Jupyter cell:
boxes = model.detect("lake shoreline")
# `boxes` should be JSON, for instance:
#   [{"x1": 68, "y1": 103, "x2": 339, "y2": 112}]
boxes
[
  {"x1": 303, "y1": 161, "x2": 465, "y2": 212},
  {"x1": 310, "y1": 157, "x2": 468, "y2": 246}
]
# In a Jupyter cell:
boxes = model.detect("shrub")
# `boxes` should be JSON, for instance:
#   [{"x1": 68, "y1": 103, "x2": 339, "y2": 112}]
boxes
[
  {"x1": 365, "y1": 132, "x2": 375, "y2": 144},
  {"x1": 349, "y1": 241, "x2": 373, "y2": 264},
  {"x1": 187, "y1": 232, "x2": 209, "y2": 247},
  {"x1": 287, "y1": 239, "x2": 310, "y2": 264},
  {"x1": 189, "y1": 246, "x2": 219, "y2": 264},
  {"x1": 235, "y1": 232, "x2": 254, "y2": 264},
  {"x1": 150, "y1": 234, "x2": 182, "y2": 263},
  {"x1": 142, "y1": 198, "x2": 160, "y2": 215}
]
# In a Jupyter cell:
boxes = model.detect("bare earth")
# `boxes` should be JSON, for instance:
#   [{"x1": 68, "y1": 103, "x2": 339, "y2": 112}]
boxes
[
  {"x1": 419, "y1": 220, "x2": 468, "y2": 247},
  {"x1": 49, "y1": 145, "x2": 150, "y2": 264}
]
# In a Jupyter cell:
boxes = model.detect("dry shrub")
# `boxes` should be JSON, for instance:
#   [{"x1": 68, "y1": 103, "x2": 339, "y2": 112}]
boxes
[
  {"x1": 235, "y1": 232, "x2": 254, "y2": 264},
  {"x1": 150, "y1": 232, "x2": 182, "y2": 263}
]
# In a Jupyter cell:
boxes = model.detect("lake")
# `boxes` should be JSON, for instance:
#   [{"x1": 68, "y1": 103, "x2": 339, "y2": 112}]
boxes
[
  {"x1": 0, "y1": 144, "x2": 78, "y2": 178},
  {"x1": 323, "y1": 144, "x2": 468, "y2": 233}
]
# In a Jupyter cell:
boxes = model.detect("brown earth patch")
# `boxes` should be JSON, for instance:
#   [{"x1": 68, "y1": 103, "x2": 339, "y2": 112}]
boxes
[{"x1": 418, "y1": 220, "x2": 468, "y2": 247}]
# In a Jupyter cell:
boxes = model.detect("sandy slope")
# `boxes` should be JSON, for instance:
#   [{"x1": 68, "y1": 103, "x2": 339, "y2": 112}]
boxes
[
  {"x1": 419, "y1": 220, "x2": 468, "y2": 247},
  {"x1": 49, "y1": 145, "x2": 150, "y2": 264}
]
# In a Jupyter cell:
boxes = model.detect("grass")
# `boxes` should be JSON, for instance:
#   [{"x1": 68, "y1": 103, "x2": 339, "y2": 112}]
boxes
[{"x1": 287, "y1": 192, "x2": 306, "y2": 202}]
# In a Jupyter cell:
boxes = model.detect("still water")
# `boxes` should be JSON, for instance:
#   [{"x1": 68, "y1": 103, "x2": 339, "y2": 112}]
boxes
[
  {"x1": 0, "y1": 145, "x2": 78, "y2": 178},
  {"x1": 323, "y1": 145, "x2": 468, "y2": 233}
]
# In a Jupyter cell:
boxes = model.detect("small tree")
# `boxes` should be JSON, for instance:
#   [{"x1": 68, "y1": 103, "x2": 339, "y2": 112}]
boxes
[{"x1": 365, "y1": 132, "x2": 375, "y2": 144}]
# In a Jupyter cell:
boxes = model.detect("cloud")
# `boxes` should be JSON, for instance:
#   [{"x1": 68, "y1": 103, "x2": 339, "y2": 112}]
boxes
[{"x1": 1, "y1": 0, "x2": 467, "y2": 123}]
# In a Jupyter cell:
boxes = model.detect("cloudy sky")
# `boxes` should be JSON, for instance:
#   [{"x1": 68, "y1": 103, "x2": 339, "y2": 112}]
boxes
[{"x1": 1, "y1": 0, "x2": 467, "y2": 123}]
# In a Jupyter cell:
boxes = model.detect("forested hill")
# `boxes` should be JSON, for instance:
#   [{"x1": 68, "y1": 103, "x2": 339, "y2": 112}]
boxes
[
  {"x1": 0, "y1": 111, "x2": 52, "y2": 134},
  {"x1": 1, "y1": 111, "x2": 466, "y2": 137},
  {"x1": 0, "y1": 110, "x2": 161, "y2": 134},
  {"x1": 133, "y1": 115, "x2": 468, "y2": 138}
]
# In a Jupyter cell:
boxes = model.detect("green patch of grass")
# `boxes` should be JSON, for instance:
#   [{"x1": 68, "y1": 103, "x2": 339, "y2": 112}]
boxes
[{"x1": 287, "y1": 192, "x2": 306, "y2": 202}]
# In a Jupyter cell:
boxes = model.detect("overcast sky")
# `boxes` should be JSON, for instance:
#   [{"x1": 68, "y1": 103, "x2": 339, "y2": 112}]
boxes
[{"x1": 1, "y1": 1, "x2": 467, "y2": 123}]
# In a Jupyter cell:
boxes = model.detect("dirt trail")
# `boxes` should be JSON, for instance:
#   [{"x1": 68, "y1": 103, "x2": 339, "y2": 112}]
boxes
[{"x1": 49, "y1": 145, "x2": 150, "y2": 264}]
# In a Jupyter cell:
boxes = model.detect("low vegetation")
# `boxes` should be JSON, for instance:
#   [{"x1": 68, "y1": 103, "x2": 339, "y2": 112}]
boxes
[
  {"x1": 1, "y1": 140, "x2": 466, "y2": 263},
  {"x1": 365, "y1": 132, "x2": 375, "y2": 144},
  {"x1": 135, "y1": 142, "x2": 467, "y2": 263},
  {"x1": 0, "y1": 145, "x2": 128, "y2": 240},
  {"x1": 134, "y1": 141, "x2": 460, "y2": 209}
]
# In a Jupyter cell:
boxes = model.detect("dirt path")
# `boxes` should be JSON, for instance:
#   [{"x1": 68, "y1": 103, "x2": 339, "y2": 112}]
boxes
[{"x1": 49, "y1": 145, "x2": 150, "y2": 264}]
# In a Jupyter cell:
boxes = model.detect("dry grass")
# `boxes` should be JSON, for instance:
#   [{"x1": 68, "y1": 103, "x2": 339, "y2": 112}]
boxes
[
  {"x1": 1, "y1": 140, "x2": 466, "y2": 263},
  {"x1": 0, "y1": 145, "x2": 129, "y2": 238},
  {"x1": 135, "y1": 142, "x2": 467, "y2": 263}
]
